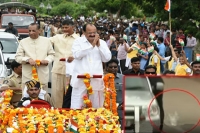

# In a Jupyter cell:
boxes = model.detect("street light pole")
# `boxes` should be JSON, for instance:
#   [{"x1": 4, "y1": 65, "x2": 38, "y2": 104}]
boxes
[{"x1": 46, "y1": 3, "x2": 52, "y2": 15}]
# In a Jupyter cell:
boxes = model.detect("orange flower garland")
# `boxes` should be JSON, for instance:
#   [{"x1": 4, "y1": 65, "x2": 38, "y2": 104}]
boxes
[
  {"x1": 32, "y1": 61, "x2": 43, "y2": 88},
  {"x1": 32, "y1": 66, "x2": 39, "y2": 81},
  {"x1": 83, "y1": 95, "x2": 92, "y2": 108},
  {"x1": 82, "y1": 73, "x2": 93, "y2": 108},
  {"x1": 0, "y1": 89, "x2": 13, "y2": 131},
  {"x1": 103, "y1": 73, "x2": 118, "y2": 116},
  {"x1": 35, "y1": 60, "x2": 41, "y2": 66}
]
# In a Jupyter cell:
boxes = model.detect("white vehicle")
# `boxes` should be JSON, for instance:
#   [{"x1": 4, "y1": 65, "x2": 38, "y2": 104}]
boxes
[
  {"x1": 0, "y1": 32, "x2": 19, "y2": 76},
  {"x1": 125, "y1": 76, "x2": 164, "y2": 133},
  {"x1": 0, "y1": 45, "x2": 8, "y2": 85}
]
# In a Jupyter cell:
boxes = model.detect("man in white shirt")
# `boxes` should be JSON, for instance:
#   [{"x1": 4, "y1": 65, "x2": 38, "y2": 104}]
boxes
[
  {"x1": 71, "y1": 23, "x2": 111, "y2": 109},
  {"x1": 186, "y1": 33, "x2": 197, "y2": 48},
  {"x1": 186, "y1": 33, "x2": 197, "y2": 61}
]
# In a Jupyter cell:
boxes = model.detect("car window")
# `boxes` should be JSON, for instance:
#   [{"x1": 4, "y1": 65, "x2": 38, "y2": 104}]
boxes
[
  {"x1": 2, "y1": 16, "x2": 34, "y2": 27},
  {"x1": 125, "y1": 77, "x2": 150, "y2": 90},
  {"x1": 0, "y1": 38, "x2": 18, "y2": 53}
]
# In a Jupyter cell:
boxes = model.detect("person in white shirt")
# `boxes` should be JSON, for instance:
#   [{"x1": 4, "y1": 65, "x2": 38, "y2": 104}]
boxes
[
  {"x1": 186, "y1": 33, "x2": 197, "y2": 49},
  {"x1": 70, "y1": 24, "x2": 111, "y2": 109}
]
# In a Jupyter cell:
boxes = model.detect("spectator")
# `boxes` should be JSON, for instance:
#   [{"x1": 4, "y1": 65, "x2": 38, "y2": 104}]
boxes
[
  {"x1": 157, "y1": 37, "x2": 166, "y2": 73},
  {"x1": 4, "y1": 22, "x2": 18, "y2": 36},
  {"x1": 117, "y1": 38, "x2": 129, "y2": 73},
  {"x1": 123, "y1": 57, "x2": 144, "y2": 75}
]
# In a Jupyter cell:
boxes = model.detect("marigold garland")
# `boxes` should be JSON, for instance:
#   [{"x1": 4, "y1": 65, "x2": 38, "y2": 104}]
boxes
[
  {"x1": 103, "y1": 73, "x2": 118, "y2": 116},
  {"x1": 35, "y1": 60, "x2": 41, "y2": 66},
  {"x1": 32, "y1": 60, "x2": 43, "y2": 89},
  {"x1": 82, "y1": 73, "x2": 93, "y2": 108},
  {"x1": 32, "y1": 66, "x2": 39, "y2": 81}
]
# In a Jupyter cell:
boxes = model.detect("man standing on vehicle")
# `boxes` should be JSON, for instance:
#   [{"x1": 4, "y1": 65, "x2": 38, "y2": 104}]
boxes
[
  {"x1": 70, "y1": 23, "x2": 111, "y2": 109},
  {"x1": 15, "y1": 23, "x2": 55, "y2": 92},
  {"x1": 144, "y1": 65, "x2": 165, "y2": 132},
  {"x1": 4, "y1": 22, "x2": 18, "y2": 36},
  {"x1": 49, "y1": 19, "x2": 80, "y2": 108}
]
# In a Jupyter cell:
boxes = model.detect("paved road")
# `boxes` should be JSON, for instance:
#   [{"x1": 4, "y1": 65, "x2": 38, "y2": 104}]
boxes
[
  {"x1": 125, "y1": 77, "x2": 200, "y2": 133},
  {"x1": 159, "y1": 77, "x2": 200, "y2": 133}
]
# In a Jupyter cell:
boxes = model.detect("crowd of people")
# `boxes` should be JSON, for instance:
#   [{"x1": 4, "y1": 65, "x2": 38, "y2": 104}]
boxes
[
  {"x1": 1, "y1": 14, "x2": 200, "y2": 132},
  {"x1": 37, "y1": 15, "x2": 200, "y2": 76}
]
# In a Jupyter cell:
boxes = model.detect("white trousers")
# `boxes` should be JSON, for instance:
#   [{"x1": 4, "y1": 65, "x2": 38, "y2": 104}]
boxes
[{"x1": 71, "y1": 87, "x2": 104, "y2": 109}]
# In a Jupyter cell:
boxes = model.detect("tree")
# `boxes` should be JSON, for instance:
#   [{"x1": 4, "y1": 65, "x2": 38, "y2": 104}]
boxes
[
  {"x1": 85, "y1": 0, "x2": 143, "y2": 19},
  {"x1": 136, "y1": 0, "x2": 200, "y2": 39}
]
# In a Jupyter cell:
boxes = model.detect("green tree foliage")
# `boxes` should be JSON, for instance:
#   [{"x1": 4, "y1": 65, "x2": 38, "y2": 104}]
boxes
[
  {"x1": 85, "y1": 0, "x2": 143, "y2": 19},
  {"x1": 137, "y1": 0, "x2": 200, "y2": 39}
]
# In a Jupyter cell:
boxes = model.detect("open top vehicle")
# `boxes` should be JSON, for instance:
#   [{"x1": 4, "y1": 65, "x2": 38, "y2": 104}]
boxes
[{"x1": 0, "y1": 2, "x2": 36, "y2": 40}]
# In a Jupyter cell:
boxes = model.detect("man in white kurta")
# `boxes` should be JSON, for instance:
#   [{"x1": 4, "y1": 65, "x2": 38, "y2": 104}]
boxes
[{"x1": 71, "y1": 24, "x2": 111, "y2": 109}]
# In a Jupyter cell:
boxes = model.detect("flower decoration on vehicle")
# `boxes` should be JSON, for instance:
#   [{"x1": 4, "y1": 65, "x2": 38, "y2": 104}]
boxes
[
  {"x1": 82, "y1": 73, "x2": 93, "y2": 108},
  {"x1": 103, "y1": 73, "x2": 118, "y2": 116},
  {"x1": 0, "y1": 107, "x2": 121, "y2": 132}
]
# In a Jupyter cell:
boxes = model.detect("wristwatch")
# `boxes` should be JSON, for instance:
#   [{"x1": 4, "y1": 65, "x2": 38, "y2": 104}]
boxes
[{"x1": 26, "y1": 59, "x2": 29, "y2": 63}]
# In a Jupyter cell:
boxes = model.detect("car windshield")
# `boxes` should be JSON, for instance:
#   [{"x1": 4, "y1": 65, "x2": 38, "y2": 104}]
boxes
[
  {"x1": 125, "y1": 77, "x2": 150, "y2": 91},
  {"x1": 2, "y1": 16, "x2": 34, "y2": 28},
  {"x1": 0, "y1": 38, "x2": 18, "y2": 53}
]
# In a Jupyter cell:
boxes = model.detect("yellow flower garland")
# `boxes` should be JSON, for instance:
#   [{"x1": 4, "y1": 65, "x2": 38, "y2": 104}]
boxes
[{"x1": 82, "y1": 73, "x2": 93, "y2": 108}]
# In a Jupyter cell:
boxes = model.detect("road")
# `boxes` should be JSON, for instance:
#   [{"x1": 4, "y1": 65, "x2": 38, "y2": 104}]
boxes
[
  {"x1": 125, "y1": 77, "x2": 200, "y2": 133},
  {"x1": 158, "y1": 77, "x2": 200, "y2": 133}
]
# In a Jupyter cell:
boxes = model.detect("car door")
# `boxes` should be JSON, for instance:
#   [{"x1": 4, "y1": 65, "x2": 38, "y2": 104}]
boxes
[{"x1": 0, "y1": 45, "x2": 8, "y2": 85}]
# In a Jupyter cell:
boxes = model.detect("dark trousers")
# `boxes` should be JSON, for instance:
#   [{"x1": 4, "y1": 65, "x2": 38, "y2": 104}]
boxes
[
  {"x1": 62, "y1": 85, "x2": 72, "y2": 108},
  {"x1": 45, "y1": 32, "x2": 47, "y2": 37},
  {"x1": 153, "y1": 90, "x2": 164, "y2": 126},
  {"x1": 119, "y1": 59, "x2": 127, "y2": 73},
  {"x1": 160, "y1": 62, "x2": 165, "y2": 74}
]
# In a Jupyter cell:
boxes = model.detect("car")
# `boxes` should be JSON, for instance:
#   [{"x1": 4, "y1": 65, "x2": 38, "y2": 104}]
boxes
[
  {"x1": 125, "y1": 76, "x2": 164, "y2": 133},
  {"x1": 0, "y1": 32, "x2": 19, "y2": 76},
  {"x1": 0, "y1": 45, "x2": 8, "y2": 85},
  {"x1": 0, "y1": 2, "x2": 36, "y2": 40}
]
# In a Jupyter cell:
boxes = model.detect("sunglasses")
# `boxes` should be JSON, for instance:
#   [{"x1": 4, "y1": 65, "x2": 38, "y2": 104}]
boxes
[
  {"x1": 108, "y1": 66, "x2": 118, "y2": 68},
  {"x1": 145, "y1": 72, "x2": 156, "y2": 74}
]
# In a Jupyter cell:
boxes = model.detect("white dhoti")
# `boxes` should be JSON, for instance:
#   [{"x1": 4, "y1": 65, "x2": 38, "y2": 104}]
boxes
[{"x1": 71, "y1": 86, "x2": 104, "y2": 109}]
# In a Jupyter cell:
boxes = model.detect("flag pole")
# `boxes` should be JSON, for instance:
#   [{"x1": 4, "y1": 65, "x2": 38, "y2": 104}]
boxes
[{"x1": 169, "y1": 1, "x2": 172, "y2": 47}]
